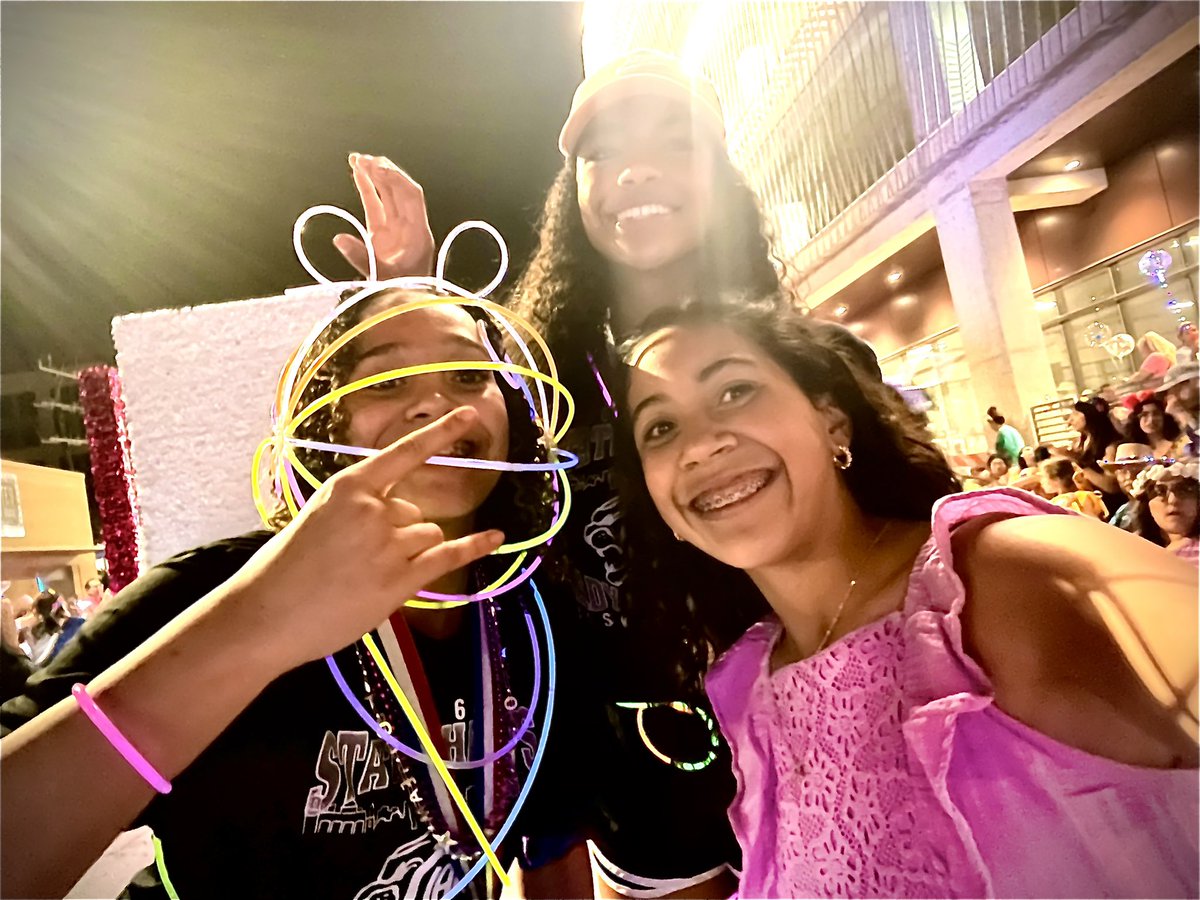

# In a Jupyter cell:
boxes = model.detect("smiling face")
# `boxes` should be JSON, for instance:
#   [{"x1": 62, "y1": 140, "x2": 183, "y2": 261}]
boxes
[
  {"x1": 1066, "y1": 409, "x2": 1086, "y2": 432},
  {"x1": 627, "y1": 323, "x2": 851, "y2": 571},
  {"x1": 339, "y1": 299, "x2": 510, "y2": 530},
  {"x1": 574, "y1": 94, "x2": 718, "y2": 274},
  {"x1": 988, "y1": 457, "x2": 1009, "y2": 480},
  {"x1": 1138, "y1": 402, "x2": 1165, "y2": 438}
]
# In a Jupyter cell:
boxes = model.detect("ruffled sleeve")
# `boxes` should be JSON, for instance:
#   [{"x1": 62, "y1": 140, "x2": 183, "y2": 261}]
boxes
[
  {"x1": 705, "y1": 620, "x2": 778, "y2": 890},
  {"x1": 899, "y1": 488, "x2": 1072, "y2": 898}
]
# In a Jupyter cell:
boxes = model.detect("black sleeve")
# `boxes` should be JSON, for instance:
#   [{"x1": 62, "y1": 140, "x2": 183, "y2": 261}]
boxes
[{"x1": 0, "y1": 532, "x2": 272, "y2": 739}]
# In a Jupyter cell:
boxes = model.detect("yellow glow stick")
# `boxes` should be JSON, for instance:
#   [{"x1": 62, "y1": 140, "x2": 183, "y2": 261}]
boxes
[
  {"x1": 288, "y1": 360, "x2": 574, "y2": 446},
  {"x1": 404, "y1": 551, "x2": 528, "y2": 610},
  {"x1": 360, "y1": 632, "x2": 510, "y2": 886}
]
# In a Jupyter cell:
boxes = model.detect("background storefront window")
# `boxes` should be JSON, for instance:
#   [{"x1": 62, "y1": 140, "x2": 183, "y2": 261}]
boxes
[
  {"x1": 880, "y1": 330, "x2": 986, "y2": 460},
  {"x1": 1120, "y1": 277, "x2": 1198, "y2": 347},
  {"x1": 1059, "y1": 269, "x2": 1117, "y2": 314},
  {"x1": 1061, "y1": 307, "x2": 1136, "y2": 386},
  {"x1": 1035, "y1": 220, "x2": 1198, "y2": 394}
]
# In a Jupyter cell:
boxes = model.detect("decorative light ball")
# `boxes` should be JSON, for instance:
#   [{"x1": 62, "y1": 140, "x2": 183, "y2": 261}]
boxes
[
  {"x1": 1083, "y1": 321, "x2": 1112, "y2": 348},
  {"x1": 1103, "y1": 333, "x2": 1136, "y2": 359},
  {"x1": 1139, "y1": 249, "x2": 1173, "y2": 287}
]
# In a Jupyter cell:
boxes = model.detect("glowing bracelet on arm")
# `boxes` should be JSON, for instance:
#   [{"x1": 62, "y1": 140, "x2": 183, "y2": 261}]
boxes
[{"x1": 72, "y1": 684, "x2": 172, "y2": 794}]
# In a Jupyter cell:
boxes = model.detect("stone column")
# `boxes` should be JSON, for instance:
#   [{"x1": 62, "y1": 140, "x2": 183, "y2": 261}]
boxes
[{"x1": 932, "y1": 177, "x2": 1057, "y2": 442}]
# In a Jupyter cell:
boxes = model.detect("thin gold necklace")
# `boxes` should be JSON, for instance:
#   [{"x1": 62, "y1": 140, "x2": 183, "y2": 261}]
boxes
[{"x1": 813, "y1": 521, "x2": 894, "y2": 655}]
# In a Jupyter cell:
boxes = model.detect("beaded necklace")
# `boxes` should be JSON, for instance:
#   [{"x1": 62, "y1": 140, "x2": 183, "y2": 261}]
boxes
[{"x1": 352, "y1": 594, "x2": 523, "y2": 882}]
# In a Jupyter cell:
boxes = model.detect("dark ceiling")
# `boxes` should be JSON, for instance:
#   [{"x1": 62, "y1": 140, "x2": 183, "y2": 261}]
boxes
[
  {"x1": 1010, "y1": 47, "x2": 1200, "y2": 179},
  {"x1": 1, "y1": 2, "x2": 584, "y2": 374}
]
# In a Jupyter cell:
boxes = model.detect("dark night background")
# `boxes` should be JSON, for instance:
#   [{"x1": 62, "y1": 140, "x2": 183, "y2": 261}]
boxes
[{"x1": 2, "y1": 2, "x2": 584, "y2": 373}]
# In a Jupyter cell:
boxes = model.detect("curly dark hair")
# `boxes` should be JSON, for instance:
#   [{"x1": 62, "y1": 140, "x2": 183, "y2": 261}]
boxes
[
  {"x1": 1128, "y1": 396, "x2": 1181, "y2": 445},
  {"x1": 508, "y1": 153, "x2": 795, "y2": 393},
  {"x1": 268, "y1": 288, "x2": 555, "y2": 582},
  {"x1": 610, "y1": 294, "x2": 960, "y2": 696}
]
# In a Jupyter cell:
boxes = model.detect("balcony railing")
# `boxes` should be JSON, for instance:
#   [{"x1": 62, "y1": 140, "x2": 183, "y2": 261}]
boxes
[{"x1": 582, "y1": 0, "x2": 1082, "y2": 250}]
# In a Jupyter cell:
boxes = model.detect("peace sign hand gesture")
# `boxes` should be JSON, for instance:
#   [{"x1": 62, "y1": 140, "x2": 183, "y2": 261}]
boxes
[
  {"x1": 225, "y1": 408, "x2": 503, "y2": 673},
  {"x1": 333, "y1": 153, "x2": 436, "y2": 280}
]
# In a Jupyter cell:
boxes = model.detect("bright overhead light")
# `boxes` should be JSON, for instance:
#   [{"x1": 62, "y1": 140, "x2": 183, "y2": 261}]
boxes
[
  {"x1": 894, "y1": 294, "x2": 916, "y2": 307},
  {"x1": 848, "y1": 322, "x2": 866, "y2": 333},
  {"x1": 1034, "y1": 299, "x2": 1059, "y2": 313},
  {"x1": 886, "y1": 270, "x2": 903, "y2": 285},
  {"x1": 1063, "y1": 159, "x2": 1082, "y2": 171},
  {"x1": 833, "y1": 304, "x2": 849, "y2": 317}
]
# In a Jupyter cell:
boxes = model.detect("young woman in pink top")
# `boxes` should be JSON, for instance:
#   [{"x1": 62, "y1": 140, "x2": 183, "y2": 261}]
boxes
[{"x1": 614, "y1": 294, "x2": 1199, "y2": 898}]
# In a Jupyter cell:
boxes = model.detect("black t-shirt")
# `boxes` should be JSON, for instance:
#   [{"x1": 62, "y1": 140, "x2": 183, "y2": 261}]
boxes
[
  {"x1": 553, "y1": 369, "x2": 741, "y2": 886},
  {"x1": 1, "y1": 532, "x2": 568, "y2": 900}
]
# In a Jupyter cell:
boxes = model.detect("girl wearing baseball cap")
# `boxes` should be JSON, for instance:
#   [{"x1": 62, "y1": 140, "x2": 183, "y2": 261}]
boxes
[{"x1": 332, "y1": 51, "x2": 858, "y2": 898}]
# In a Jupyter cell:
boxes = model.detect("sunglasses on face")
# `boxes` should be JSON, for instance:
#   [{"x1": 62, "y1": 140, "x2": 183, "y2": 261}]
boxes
[{"x1": 1147, "y1": 480, "x2": 1200, "y2": 502}]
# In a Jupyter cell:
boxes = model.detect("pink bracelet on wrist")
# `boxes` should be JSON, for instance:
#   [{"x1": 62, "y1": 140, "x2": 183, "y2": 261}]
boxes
[{"x1": 71, "y1": 683, "x2": 172, "y2": 794}]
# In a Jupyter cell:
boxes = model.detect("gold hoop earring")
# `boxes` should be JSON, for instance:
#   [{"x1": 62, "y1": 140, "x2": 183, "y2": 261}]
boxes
[{"x1": 833, "y1": 445, "x2": 853, "y2": 470}]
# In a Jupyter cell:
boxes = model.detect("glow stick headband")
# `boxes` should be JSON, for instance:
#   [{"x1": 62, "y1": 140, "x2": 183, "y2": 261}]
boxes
[{"x1": 253, "y1": 205, "x2": 578, "y2": 603}]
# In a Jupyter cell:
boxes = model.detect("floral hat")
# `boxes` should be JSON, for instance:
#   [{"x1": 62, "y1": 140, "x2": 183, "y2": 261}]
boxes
[{"x1": 1131, "y1": 457, "x2": 1200, "y2": 499}]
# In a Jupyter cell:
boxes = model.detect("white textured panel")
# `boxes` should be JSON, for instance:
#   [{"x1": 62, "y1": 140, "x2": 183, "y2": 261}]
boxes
[{"x1": 113, "y1": 286, "x2": 343, "y2": 566}]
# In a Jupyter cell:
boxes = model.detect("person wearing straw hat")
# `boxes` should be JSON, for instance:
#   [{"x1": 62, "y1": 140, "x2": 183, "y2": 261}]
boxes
[{"x1": 1099, "y1": 442, "x2": 1157, "y2": 531}]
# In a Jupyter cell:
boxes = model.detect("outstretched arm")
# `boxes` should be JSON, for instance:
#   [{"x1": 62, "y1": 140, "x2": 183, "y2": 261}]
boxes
[
  {"x1": 955, "y1": 512, "x2": 1198, "y2": 768},
  {"x1": 1, "y1": 409, "x2": 503, "y2": 899}
]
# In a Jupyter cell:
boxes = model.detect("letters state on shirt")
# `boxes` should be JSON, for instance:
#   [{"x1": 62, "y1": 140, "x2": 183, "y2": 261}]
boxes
[{"x1": 304, "y1": 731, "x2": 462, "y2": 899}]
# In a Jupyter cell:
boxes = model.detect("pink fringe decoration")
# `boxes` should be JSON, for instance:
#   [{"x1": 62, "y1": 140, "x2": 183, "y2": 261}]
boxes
[{"x1": 78, "y1": 366, "x2": 143, "y2": 592}]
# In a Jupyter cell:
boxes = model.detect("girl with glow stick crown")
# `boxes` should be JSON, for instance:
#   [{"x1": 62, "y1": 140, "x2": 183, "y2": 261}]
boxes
[
  {"x1": 614, "y1": 293, "x2": 1198, "y2": 898},
  {"x1": 335, "y1": 50, "x2": 854, "y2": 898},
  {"x1": 0, "y1": 214, "x2": 577, "y2": 900}
]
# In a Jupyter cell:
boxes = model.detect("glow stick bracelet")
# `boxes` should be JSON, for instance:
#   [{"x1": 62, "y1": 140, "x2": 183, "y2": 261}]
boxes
[
  {"x1": 491, "y1": 310, "x2": 553, "y2": 429},
  {"x1": 415, "y1": 552, "x2": 543, "y2": 603},
  {"x1": 436, "y1": 221, "x2": 509, "y2": 300},
  {"x1": 283, "y1": 395, "x2": 574, "y2": 556},
  {"x1": 444, "y1": 580, "x2": 555, "y2": 900},
  {"x1": 285, "y1": 294, "x2": 563, "y2": 438},
  {"x1": 587, "y1": 352, "x2": 618, "y2": 418},
  {"x1": 615, "y1": 701, "x2": 720, "y2": 772},
  {"x1": 152, "y1": 836, "x2": 181, "y2": 900},
  {"x1": 284, "y1": 450, "x2": 317, "y2": 498},
  {"x1": 407, "y1": 552, "x2": 530, "y2": 610},
  {"x1": 287, "y1": 359, "x2": 575, "y2": 447},
  {"x1": 407, "y1": 551, "x2": 529, "y2": 610},
  {"x1": 72, "y1": 684, "x2": 172, "y2": 794},
  {"x1": 251, "y1": 437, "x2": 277, "y2": 525},
  {"x1": 294, "y1": 204, "x2": 377, "y2": 283},
  {"x1": 282, "y1": 291, "x2": 567, "y2": 453},
  {"x1": 285, "y1": 438, "x2": 579, "y2": 474},
  {"x1": 360, "y1": 633, "x2": 509, "y2": 885}
]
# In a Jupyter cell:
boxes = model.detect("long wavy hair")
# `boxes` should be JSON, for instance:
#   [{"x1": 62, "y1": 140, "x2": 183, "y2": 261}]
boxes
[
  {"x1": 611, "y1": 294, "x2": 960, "y2": 696},
  {"x1": 1128, "y1": 395, "x2": 1181, "y2": 445},
  {"x1": 508, "y1": 153, "x2": 794, "y2": 401},
  {"x1": 269, "y1": 289, "x2": 554, "y2": 583},
  {"x1": 1073, "y1": 399, "x2": 1122, "y2": 463}
]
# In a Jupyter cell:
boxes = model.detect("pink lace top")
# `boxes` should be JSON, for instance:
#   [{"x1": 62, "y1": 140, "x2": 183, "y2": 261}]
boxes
[{"x1": 707, "y1": 489, "x2": 1199, "y2": 898}]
